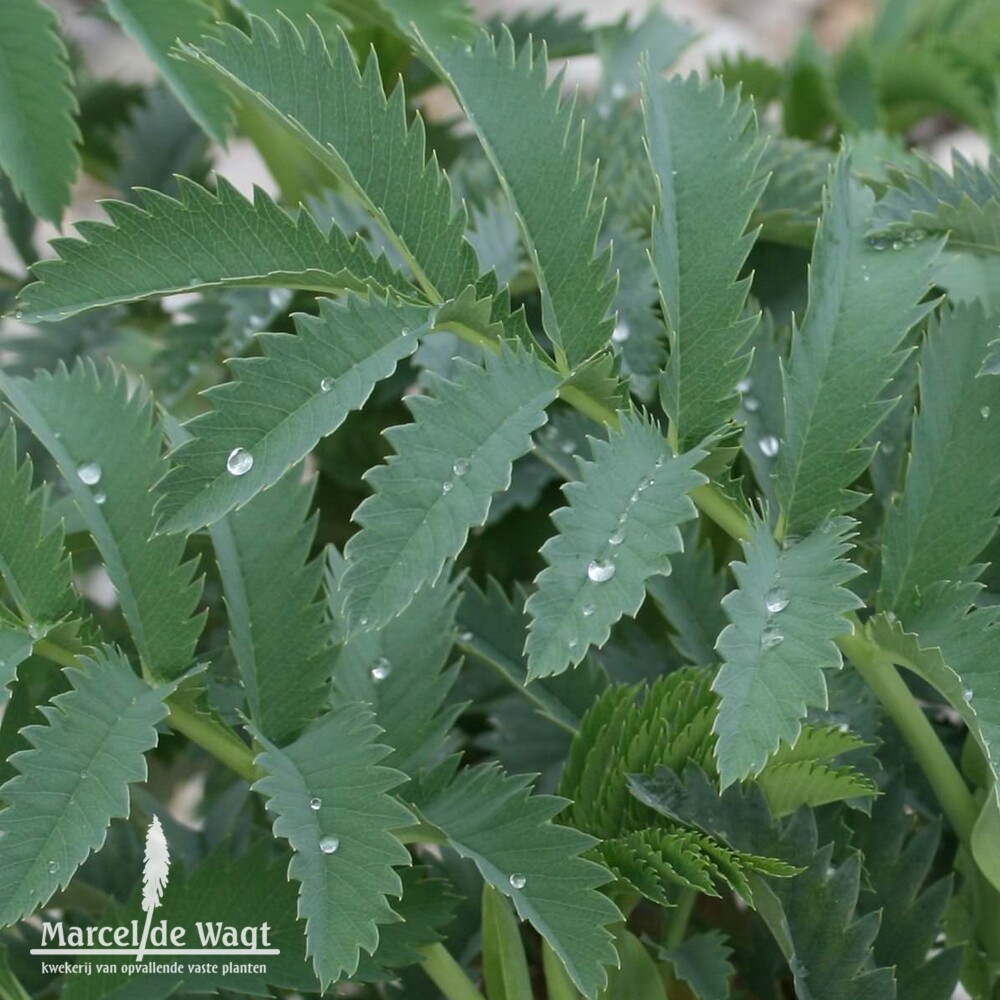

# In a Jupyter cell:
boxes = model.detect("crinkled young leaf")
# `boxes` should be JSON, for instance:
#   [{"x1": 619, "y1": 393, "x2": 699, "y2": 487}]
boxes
[
  {"x1": 712, "y1": 516, "x2": 862, "y2": 787},
  {"x1": 158, "y1": 294, "x2": 429, "y2": 533},
  {"x1": 341, "y1": 345, "x2": 560, "y2": 630},
  {"x1": 16, "y1": 177, "x2": 402, "y2": 324},
  {"x1": 104, "y1": 0, "x2": 232, "y2": 142},
  {"x1": 0, "y1": 647, "x2": 172, "y2": 926},
  {"x1": 643, "y1": 72, "x2": 765, "y2": 448},
  {"x1": 427, "y1": 30, "x2": 616, "y2": 366},
  {"x1": 413, "y1": 761, "x2": 620, "y2": 999},
  {"x1": 775, "y1": 153, "x2": 939, "y2": 533},
  {"x1": 525, "y1": 415, "x2": 705, "y2": 680},
  {"x1": 211, "y1": 468, "x2": 333, "y2": 747},
  {"x1": 184, "y1": 18, "x2": 477, "y2": 301},
  {"x1": 880, "y1": 303, "x2": 1000, "y2": 614},
  {"x1": 0, "y1": 427, "x2": 75, "y2": 628},
  {"x1": 0, "y1": 0, "x2": 80, "y2": 223},
  {"x1": 253, "y1": 703, "x2": 414, "y2": 987},
  {"x1": 0, "y1": 362, "x2": 204, "y2": 679}
]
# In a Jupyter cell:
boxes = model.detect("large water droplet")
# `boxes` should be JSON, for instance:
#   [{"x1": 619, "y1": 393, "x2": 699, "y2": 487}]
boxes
[
  {"x1": 611, "y1": 320, "x2": 630, "y2": 344},
  {"x1": 761, "y1": 627, "x2": 784, "y2": 650},
  {"x1": 309, "y1": 797, "x2": 322, "y2": 811},
  {"x1": 28, "y1": 622, "x2": 45, "y2": 639},
  {"x1": 453, "y1": 458, "x2": 470, "y2": 477},
  {"x1": 227, "y1": 447, "x2": 254, "y2": 476},
  {"x1": 587, "y1": 559, "x2": 616, "y2": 583},
  {"x1": 371, "y1": 657, "x2": 392, "y2": 682},
  {"x1": 48, "y1": 860, "x2": 60, "y2": 874},
  {"x1": 759, "y1": 436, "x2": 780, "y2": 458},
  {"x1": 319, "y1": 835, "x2": 340, "y2": 854},
  {"x1": 78, "y1": 462, "x2": 102, "y2": 486},
  {"x1": 765, "y1": 587, "x2": 789, "y2": 614},
  {"x1": 981, "y1": 406, "x2": 991, "y2": 419},
  {"x1": 582, "y1": 603, "x2": 596, "y2": 617},
  {"x1": 509, "y1": 873, "x2": 527, "y2": 889},
  {"x1": 320, "y1": 376, "x2": 335, "y2": 393},
  {"x1": 609, "y1": 525, "x2": 626, "y2": 546}
]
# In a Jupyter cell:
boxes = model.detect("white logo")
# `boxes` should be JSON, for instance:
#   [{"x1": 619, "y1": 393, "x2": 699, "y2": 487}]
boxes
[{"x1": 137, "y1": 814, "x2": 169, "y2": 961}]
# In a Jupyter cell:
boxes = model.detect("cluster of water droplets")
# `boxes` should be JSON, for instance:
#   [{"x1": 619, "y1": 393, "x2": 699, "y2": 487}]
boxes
[
  {"x1": 307, "y1": 795, "x2": 342, "y2": 854},
  {"x1": 441, "y1": 457, "x2": 471, "y2": 495},
  {"x1": 760, "y1": 582, "x2": 789, "y2": 651},
  {"x1": 77, "y1": 462, "x2": 107, "y2": 505},
  {"x1": 737, "y1": 377, "x2": 761, "y2": 414},
  {"x1": 867, "y1": 229, "x2": 927, "y2": 252}
]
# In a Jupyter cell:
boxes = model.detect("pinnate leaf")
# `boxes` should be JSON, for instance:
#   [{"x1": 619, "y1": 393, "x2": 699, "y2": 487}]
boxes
[
  {"x1": 712, "y1": 516, "x2": 862, "y2": 786},
  {"x1": 525, "y1": 415, "x2": 705, "y2": 679},
  {"x1": 0, "y1": 647, "x2": 172, "y2": 926},
  {"x1": 341, "y1": 344, "x2": 560, "y2": 630}
]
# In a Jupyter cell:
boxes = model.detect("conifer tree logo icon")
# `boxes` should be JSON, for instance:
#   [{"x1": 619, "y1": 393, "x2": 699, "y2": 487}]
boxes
[{"x1": 136, "y1": 815, "x2": 170, "y2": 961}]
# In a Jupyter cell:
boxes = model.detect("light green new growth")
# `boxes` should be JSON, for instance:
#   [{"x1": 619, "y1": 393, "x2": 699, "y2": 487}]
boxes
[
  {"x1": 15, "y1": 177, "x2": 402, "y2": 324},
  {"x1": 525, "y1": 415, "x2": 705, "y2": 679},
  {"x1": 643, "y1": 71, "x2": 765, "y2": 448},
  {"x1": 253, "y1": 703, "x2": 414, "y2": 988},
  {"x1": 0, "y1": 362, "x2": 205, "y2": 680},
  {"x1": 712, "y1": 516, "x2": 862, "y2": 786},
  {"x1": 0, "y1": 0, "x2": 80, "y2": 223},
  {"x1": 0, "y1": 647, "x2": 172, "y2": 925},
  {"x1": 341, "y1": 345, "x2": 560, "y2": 630}
]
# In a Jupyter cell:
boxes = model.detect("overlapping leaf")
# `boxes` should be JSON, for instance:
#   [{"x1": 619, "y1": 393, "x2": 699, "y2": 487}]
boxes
[
  {"x1": 0, "y1": 0, "x2": 79, "y2": 222},
  {"x1": 643, "y1": 72, "x2": 765, "y2": 448},
  {"x1": 413, "y1": 760, "x2": 620, "y2": 998},
  {"x1": 525, "y1": 415, "x2": 705, "y2": 679},
  {"x1": 341, "y1": 345, "x2": 560, "y2": 630},
  {"x1": 158, "y1": 294, "x2": 429, "y2": 533},
  {"x1": 427, "y1": 30, "x2": 616, "y2": 365},
  {"x1": 775, "y1": 153, "x2": 939, "y2": 534},
  {"x1": 0, "y1": 362, "x2": 204, "y2": 679},
  {"x1": 184, "y1": 17, "x2": 477, "y2": 301},
  {"x1": 211, "y1": 468, "x2": 332, "y2": 747},
  {"x1": 104, "y1": 0, "x2": 232, "y2": 142},
  {"x1": 712, "y1": 516, "x2": 862, "y2": 786},
  {"x1": 0, "y1": 647, "x2": 172, "y2": 926},
  {"x1": 253, "y1": 703, "x2": 414, "y2": 987},
  {"x1": 15, "y1": 177, "x2": 402, "y2": 324},
  {"x1": 880, "y1": 304, "x2": 1000, "y2": 614}
]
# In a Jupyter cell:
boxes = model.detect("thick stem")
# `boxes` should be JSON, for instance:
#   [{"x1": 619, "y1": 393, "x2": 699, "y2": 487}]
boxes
[
  {"x1": 419, "y1": 943, "x2": 486, "y2": 1000},
  {"x1": 165, "y1": 699, "x2": 258, "y2": 784},
  {"x1": 663, "y1": 888, "x2": 697, "y2": 951}
]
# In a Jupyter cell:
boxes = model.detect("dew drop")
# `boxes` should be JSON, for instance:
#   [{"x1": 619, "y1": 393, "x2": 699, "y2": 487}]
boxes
[
  {"x1": 227, "y1": 447, "x2": 254, "y2": 476},
  {"x1": 78, "y1": 462, "x2": 102, "y2": 486},
  {"x1": 371, "y1": 657, "x2": 392, "y2": 681},
  {"x1": 964, "y1": 688, "x2": 974, "y2": 703},
  {"x1": 94, "y1": 492, "x2": 107, "y2": 506},
  {"x1": 309, "y1": 797, "x2": 322, "y2": 811},
  {"x1": 48, "y1": 860, "x2": 59, "y2": 874},
  {"x1": 629, "y1": 490, "x2": 640, "y2": 503},
  {"x1": 654, "y1": 456, "x2": 664, "y2": 469},
  {"x1": 759, "y1": 435, "x2": 780, "y2": 458},
  {"x1": 28, "y1": 622, "x2": 45, "y2": 639},
  {"x1": 359, "y1": 615, "x2": 369, "y2": 627},
  {"x1": 401, "y1": 326, "x2": 411, "y2": 337},
  {"x1": 453, "y1": 458, "x2": 470, "y2": 477},
  {"x1": 587, "y1": 559, "x2": 616, "y2": 583},
  {"x1": 611, "y1": 320, "x2": 630, "y2": 345},
  {"x1": 320, "y1": 376, "x2": 335, "y2": 393},
  {"x1": 458, "y1": 630, "x2": 474, "y2": 643},
  {"x1": 13, "y1": 310, "x2": 23, "y2": 321},
  {"x1": 509, "y1": 873, "x2": 527, "y2": 889},
  {"x1": 567, "y1": 637, "x2": 578, "y2": 650},
  {"x1": 736, "y1": 378, "x2": 752, "y2": 394},
  {"x1": 765, "y1": 587, "x2": 789, "y2": 614},
  {"x1": 609, "y1": 525, "x2": 626, "y2": 546},
  {"x1": 582, "y1": 603, "x2": 596, "y2": 617},
  {"x1": 891, "y1": 239, "x2": 904, "y2": 251},
  {"x1": 761, "y1": 627, "x2": 784, "y2": 649},
  {"x1": 868, "y1": 236, "x2": 889, "y2": 252},
  {"x1": 982, "y1": 406, "x2": 991, "y2": 419},
  {"x1": 442, "y1": 479, "x2": 454, "y2": 494},
  {"x1": 319, "y1": 835, "x2": 340, "y2": 854}
]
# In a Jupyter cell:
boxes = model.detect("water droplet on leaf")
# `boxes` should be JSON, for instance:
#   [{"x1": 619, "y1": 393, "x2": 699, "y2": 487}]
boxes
[
  {"x1": 509, "y1": 873, "x2": 527, "y2": 889},
  {"x1": 582, "y1": 603, "x2": 595, "y2": 617},
  {"x1": 587, "y1": 559, "x2": 616, "y2": 583},
  {"x1": 765, "y1": 587, "x2": 789, "y2": 614},
  {"x1": 611, "y1": 321, "x2": 630, "y2": 344},
  {"x1": 743, "y1": 396, "x2": 760, "y2": 412},
  {"x1": 309, "y1": 797, "x2": 322, "y2": 811},
  {"x1": 320, "y1": 376, "x2": 335, "y2": 393},
  {"x1": 78, "y1": 462, "x2": 102, "y2": 486},
  {"x1": 759, "y1": 436, "x2": 780, "y2": 458},
  {"x1": 609, "y1": 525, "x2": 626, "y2": 546},
  {"x1": 982, "y1": 406, "x2": 991, "y2": 419},
  {"x1": 48, "y1": 860, "x2": 59, "y2": 874},
  {"x1": 442, "y1": 479, "x2": 454, "y2": 494},
  {"x1": 319, "y1": 835, "x2": 340, "y2": 854},
  {"x1": 94, "y1": 492, "x2": 107, "y2": 505},
  {"x1": 371, "y1": 657, "x2": 392, "y2": 681},
  {"x1": 227, "y1": 448, "x2": 253, "y2": 476},
  {"x1": 453, "y1": 458, "x2": 470, "y2": 477},
  {"x1": 736, "y1": 378, "x2": 752, "y2": 394},
  {"x1": 761, "y1": 627, "x2": 784, "y2": 649}
]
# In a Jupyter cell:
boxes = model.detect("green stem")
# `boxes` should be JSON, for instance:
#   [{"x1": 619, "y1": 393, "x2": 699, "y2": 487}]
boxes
[
  {"x1": 690, "y1": 484, "x2": 751, "y2": 541},
  {"x1": 663, "y1": 888, "x2": 697, "y2": 951},
  {"x1": 558, "y1": 383, "x2": 621, "y2": 429},
  {"x1": 840, "y1": 628, "x2": 978, "y2": 842},
  {"x1": 165, "y1": 698, "x2": 258, "y2": 783},
  {"x1": 419, "y1": 943, "x2": 486, "y2": 1000}
]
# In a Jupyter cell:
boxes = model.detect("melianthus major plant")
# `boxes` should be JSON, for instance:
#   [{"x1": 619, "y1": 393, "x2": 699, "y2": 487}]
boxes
[{"x1": 1, "y1": 0, "x2": 1000, "y2": 997}]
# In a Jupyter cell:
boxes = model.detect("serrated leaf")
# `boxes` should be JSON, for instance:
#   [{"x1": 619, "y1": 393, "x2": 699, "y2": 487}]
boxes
[
  {"x1": 184, "y1": 18, "x2": 477, "y2": 301},
  {"x1": 600, "y1": 926, "x2": 667, "y2": 1000},
  {"x1": 158, "y1": 294, "x2": 428, "y2": 533},
  {"x1": 253, "y1": 703, "x2": 414, "y2": 987},
  {"x1": 0, "y1": 0, "x2": 79, "y2": 223},
  {"x1": 880, "y1": 304, "x2": 1000, "y2": 614},
  {"x1": 525, "y1": 415, "x2": 705, "y2": 679},
  {"x1": 0, "y1": 427, "x2": 76, "y2": 628},
  {"x1": 0, "y1": 362, "x2": 204, "y2": 679},
  {"x1": 427, "y1": 30, "x2": 616, "y2": 366},
  {"x1": 233, "y1": 0, "x2": 346, "y2": 36},
  {"x1": 16, "y1": 177, "x2": 403, "y2": 324},
  {"x1": 712, "y1": 516, "x2": 863, "y2": 786},
  {"x1": 0, "y1": 647, "x2": 172, "y2": 926},
  {"x1": 341, "y1": 344, "x2": 560, "y2": 630},
  {"x1": 775, "y1": 153, "x2": 939, "y2": 533},
  {"x1": 104, "y1": 0, "x2": 232, "y2": 143},
  {"x1": 643, "y1": 72, "x2": 765, "y2": 448},
  {"x1": 342, "y1": 0, "x2": 478, "y2": 51},
  {"x1": 210, "y1": 468, "x2": 333, "y2": 747},
  {"x1": 413, "y1": 761, "x2": 620, "y2": 999},
  {"x1": 658, "y1": 931, "x2": 734, "y2": 1000}
]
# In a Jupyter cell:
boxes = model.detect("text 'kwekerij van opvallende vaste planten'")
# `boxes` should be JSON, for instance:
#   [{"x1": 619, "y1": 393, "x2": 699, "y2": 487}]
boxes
[{"x1": 1, "y1": 0, "x2": 1000, "y2": 996}]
